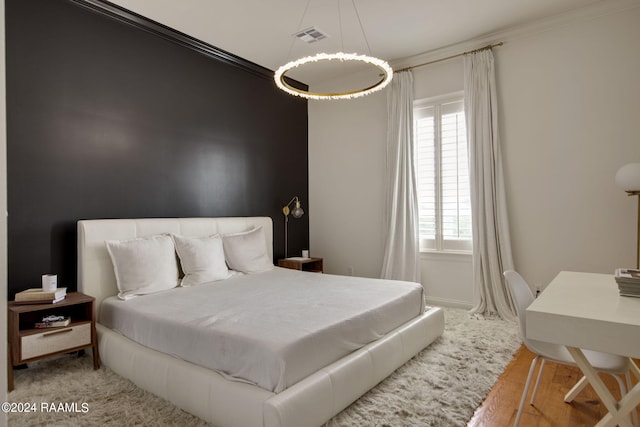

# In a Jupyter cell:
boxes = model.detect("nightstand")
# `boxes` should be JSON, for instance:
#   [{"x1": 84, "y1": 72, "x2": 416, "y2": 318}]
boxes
[
  {"x1": 7, "y1": 292, "x2": 99, "y2": 391},
  {"x1": 278, "y1": 257, "x2": 323, "y2": 273}
]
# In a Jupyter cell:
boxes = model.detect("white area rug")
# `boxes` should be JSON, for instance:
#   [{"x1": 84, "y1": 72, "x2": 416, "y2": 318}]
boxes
[{"x1": 8, "y1": 308, "x2": 520, "y2": 426}]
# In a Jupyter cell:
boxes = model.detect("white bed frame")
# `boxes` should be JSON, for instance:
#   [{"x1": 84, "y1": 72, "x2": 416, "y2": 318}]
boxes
[{"x1": 77, "y1": 217, "x2": 444, "y2": 427}]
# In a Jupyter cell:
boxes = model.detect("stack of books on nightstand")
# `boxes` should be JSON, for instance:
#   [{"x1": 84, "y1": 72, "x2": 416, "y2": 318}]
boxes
[
  {"x1": 14, "y1": 287, "x2": 67, "y2": 304},
  {"x1": 614, "y1": 268, "x2": 640, "y2": 297},
  {"x1": 35, "y1": 315, "x2": 71, "y2": 328}
]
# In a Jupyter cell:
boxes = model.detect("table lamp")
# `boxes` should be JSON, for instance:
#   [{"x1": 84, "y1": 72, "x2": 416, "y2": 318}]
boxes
[
  {"x1": 615, "y1": 163, "x2": 640, "y2": 268},
  {"x1": 282, "y1": 196, "x2": 304, "y2": 258}
]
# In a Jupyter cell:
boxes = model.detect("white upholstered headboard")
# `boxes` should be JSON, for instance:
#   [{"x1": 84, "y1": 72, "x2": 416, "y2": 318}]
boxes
[{"x1": 77, "y1": 217, "x2": 273, "y2": 315}]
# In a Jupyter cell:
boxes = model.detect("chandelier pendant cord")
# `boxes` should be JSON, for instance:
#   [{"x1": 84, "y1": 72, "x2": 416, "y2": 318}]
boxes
[
  {"x1": 351, "y1": 0, "x2": 372, "y2": 55},
  {"x1": 338, "y1": 0, "x2": 344, "y2": 52},
  {"x1": 275, "y1": 0, "x2": 393, "y2": 100},
  {"x1": 284, "y1": 0, "x2": 313, "y2": 63}
]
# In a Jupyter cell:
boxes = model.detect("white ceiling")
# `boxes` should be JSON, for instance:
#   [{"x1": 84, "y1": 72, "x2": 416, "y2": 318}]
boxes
[{"x1": 108, "y1": 0, "x2": 604, "y2": 85}]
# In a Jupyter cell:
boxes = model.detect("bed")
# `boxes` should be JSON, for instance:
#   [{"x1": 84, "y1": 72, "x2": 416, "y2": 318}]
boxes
[{"x1": 77, "y1": 217, "x2": 444, "y2": 427}]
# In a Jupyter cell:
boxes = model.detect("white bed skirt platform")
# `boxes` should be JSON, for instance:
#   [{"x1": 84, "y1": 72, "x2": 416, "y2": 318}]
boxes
[{"x1": 97, "y1": 306, "x2": 444, "y2": 427}]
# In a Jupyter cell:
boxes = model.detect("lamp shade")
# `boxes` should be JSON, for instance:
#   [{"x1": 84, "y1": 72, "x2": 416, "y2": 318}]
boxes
[
  {"x1": 615, "y1": 163, "x2": 640, "y2": 192},
  {"x1": 291, "y1": 206, "x2": 304, "y2": 218},
  {"x1": 291, "y1": 199, "x2": 304, "y2": 218}
]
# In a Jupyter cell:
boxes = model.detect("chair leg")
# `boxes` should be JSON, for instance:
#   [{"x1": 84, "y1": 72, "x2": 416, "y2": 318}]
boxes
[
  {"x1": 530, "y1": 358, "x2": 546, "y2": 404},
  {"x1": 515, "y1": 355, "x2": 539, "y2": 427},
  {"x1": 612, "y1": 373, "x2": 627, "y2": 397},
  {"x1": 564, "y1": 375, "x2": 589, "y2": 403},
  {"x1": 629, "y1": 359, "x2": 640, "y2": 382}
]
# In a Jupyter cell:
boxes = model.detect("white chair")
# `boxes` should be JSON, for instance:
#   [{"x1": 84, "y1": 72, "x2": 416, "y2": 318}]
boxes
[{"x1": 504, "y1": 270, "x2": 638, "y2": 427}]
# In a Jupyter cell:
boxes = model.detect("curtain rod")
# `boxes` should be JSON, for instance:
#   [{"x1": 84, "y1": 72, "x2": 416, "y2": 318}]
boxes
[{"x1": 395, "y1": 42, "x2": 504, "y2": 73}]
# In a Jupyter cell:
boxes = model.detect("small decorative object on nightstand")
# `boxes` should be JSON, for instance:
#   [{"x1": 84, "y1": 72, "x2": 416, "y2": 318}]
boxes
[
  {"x1": 7, "y1": 291, "x2": 99, "y2": 391},
  {"x1": 278, "y1": 257, "x2": 323, "y2": 273}
]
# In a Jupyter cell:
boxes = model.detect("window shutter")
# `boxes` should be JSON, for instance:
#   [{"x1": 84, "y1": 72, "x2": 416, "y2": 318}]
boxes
[
  {"x1": 440, "y1": 100, "x2": 471, "y2": 243},
  {"x1": 414, "y1": 95, "x2": 471, "y2": 252},
  {"x1": 414, "y1": 105, "x2": 436, "y2": 249}
]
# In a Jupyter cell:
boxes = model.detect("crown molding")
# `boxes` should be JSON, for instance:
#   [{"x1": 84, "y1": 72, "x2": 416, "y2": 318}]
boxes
[
  {"x1": 68, "y1": 0, "x2": 275, "y2": 80},
  {"x1": 390, "y1": 0, "x2": 640, "y2": 71}
]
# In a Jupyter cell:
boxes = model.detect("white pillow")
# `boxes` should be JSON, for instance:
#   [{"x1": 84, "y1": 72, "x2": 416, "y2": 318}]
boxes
[
  {"x1": 106, "y1": 234, "x2": 179, "y2": 300},
  {"x1": 172, "y1": 234, "x2": 231, "y2": 286},
  {"x1": 222, "y1": 226, "x2": 274, "y2": 273}
]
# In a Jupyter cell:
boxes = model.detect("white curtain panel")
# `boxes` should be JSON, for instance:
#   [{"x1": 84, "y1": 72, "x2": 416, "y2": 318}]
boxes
[
  {"x1": 381, "y1": 71, "x2": 420, "y2": 282},
  {"x1": 464, "y1": 50, "x2": 516, "y2": 320}
]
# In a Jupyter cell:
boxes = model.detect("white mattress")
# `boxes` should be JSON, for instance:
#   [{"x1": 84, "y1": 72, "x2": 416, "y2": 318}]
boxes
[{"x1": 99, "y1": 267, "x2": 424, "y2": 393}]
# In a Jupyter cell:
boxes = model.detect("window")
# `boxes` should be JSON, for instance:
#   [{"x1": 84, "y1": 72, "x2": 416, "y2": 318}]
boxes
[{"x1": 414, "y1": 93, "x2": 472, "y2": 252}]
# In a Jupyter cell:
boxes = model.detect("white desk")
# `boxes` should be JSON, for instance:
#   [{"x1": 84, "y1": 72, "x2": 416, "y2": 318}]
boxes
[{"x1": 527, "y1": 271, "x2": 640, "y2": 427}]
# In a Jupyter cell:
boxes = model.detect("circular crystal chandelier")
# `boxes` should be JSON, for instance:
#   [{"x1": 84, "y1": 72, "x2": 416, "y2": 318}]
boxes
[
  {"x1": 274, "y1": 52, "x2": 393, "y2": 100},
  {"x1": 275, "y1": 0, "x2": 393, "y2": 100}
]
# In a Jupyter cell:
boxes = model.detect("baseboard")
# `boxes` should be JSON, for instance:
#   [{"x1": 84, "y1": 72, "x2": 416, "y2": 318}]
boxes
[{"x1": 425, "y1": 296, "x2": 473, "y2": 310}]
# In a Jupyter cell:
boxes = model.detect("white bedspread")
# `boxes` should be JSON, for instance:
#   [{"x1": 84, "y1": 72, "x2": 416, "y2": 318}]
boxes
[{"x1": 99, "y1": 267, "x2": 424, "y2": 393}]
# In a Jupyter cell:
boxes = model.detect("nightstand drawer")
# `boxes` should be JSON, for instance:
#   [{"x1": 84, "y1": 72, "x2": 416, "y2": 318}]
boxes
[{"x1": 21, "y1": 322, "x2": 91, "y2": 360}]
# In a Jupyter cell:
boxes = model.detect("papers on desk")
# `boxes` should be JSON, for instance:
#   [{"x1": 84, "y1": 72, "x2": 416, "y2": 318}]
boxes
[{"x1": 614, "y1": 268, "x2": 640, "y2": 297}]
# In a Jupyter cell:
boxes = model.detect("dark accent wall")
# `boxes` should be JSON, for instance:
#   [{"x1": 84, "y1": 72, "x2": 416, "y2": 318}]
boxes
[{"x1": 6, "y1": 0, "x2": 309, "y2": 298}]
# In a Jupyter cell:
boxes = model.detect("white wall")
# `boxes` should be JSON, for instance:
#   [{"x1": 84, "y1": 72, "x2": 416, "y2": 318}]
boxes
[
  {"x1": 498, "y1": 3, "x2": 640, "y2": 288},
  {"x1": 309, "y1": 1, "x2": 640, "y2": 306},
  {"x1": 308, "y1": 74, "x2": 387, "y2": 279}
]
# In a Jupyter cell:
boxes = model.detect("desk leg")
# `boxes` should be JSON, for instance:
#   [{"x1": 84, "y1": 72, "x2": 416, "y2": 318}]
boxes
[
  {"x1": 601, "y1": 382, "x2": 640, "y2": 427},
  {"x1": 567, "y1": 347, "x2": 633, "y2": 427}
]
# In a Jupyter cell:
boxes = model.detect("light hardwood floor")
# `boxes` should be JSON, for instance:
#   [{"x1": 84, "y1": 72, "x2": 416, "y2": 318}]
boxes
[{"x1": 467, "y1": 345, "x2": 640, "y2": 427}]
